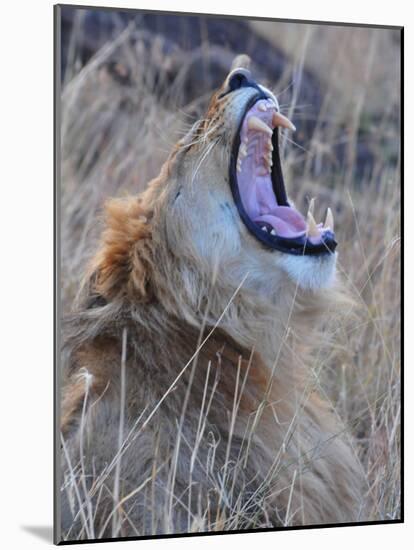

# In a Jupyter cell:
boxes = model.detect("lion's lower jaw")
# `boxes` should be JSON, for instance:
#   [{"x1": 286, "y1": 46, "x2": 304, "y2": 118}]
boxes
[{"x1": 279, "y1": 252, "x2": 337, "y2": 290}]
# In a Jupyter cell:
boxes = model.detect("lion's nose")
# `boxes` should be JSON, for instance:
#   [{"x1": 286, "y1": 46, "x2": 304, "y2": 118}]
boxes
[
  {"x1": 228, "y1": 69, "x2": 251, "y2": 91},
  {"x1": 227, "y1": 68, "x2": 257, "y2": 92},
  {"x1": 219, "y1": 68, "x2": 263, "y2": 99}
]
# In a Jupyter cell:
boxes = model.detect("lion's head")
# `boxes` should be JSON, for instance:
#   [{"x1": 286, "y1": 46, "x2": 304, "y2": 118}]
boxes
[
  {"x1": 92, "y1": 55, "x2": 338, "y2": 326},
  {"x1": 146, "y1": 56, "x2": 337, "y2": 295}
]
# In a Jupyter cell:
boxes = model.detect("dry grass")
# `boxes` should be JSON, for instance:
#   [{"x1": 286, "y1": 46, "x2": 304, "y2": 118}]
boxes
[{"x1": 59, "y1": 14, "x2": 401, "y2": 539}]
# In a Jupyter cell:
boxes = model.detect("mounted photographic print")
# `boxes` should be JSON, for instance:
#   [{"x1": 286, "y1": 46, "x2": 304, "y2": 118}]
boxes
[{"x1": 54, "y1": 4, "x2": 403, "y2": 544}]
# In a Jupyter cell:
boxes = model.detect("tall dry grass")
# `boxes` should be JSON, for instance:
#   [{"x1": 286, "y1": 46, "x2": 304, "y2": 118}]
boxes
[{"x1": 59, "y1": 15, "x2": 401, "y2": 539}]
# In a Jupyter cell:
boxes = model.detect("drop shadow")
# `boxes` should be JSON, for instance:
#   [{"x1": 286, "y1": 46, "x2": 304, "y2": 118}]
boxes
[{"x1": 21, "y1": 525, "x2": 53, "y2": 543}]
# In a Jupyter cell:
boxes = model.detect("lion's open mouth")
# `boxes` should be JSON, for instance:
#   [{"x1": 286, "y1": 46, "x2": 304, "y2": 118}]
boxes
[{"x1": 230, "y1": 96, "x2": 337, "y2": 256}]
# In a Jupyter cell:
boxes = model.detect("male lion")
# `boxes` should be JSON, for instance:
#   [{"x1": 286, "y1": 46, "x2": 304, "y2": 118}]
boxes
[{"x1": 60, "y1": 55, "x2": 367, "y2": 540}]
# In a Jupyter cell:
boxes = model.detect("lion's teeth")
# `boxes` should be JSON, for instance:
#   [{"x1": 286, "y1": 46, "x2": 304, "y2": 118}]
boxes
[
  {"x1": 258, "y1": 103, "x2": 267, "y2": 112},
  {"x1": 248, "y1": 116, "x2": 273, "y2": 136},
  {"x1": 307, "y1": 211, "x2": 319, "y2": 238},
  {"x1": 272, "y1": 112, "x2": 296, "y2": 132},
  {"x1": 324, "y1": 207, "x2": 334, "y2": 231},
  {"x1": 261, "y1": 226, "x2": 268, "y2": 232},
  {"x1": 270, "y1": 229, "x2": 277, "y2": 236},
  {"x1": 264, "y1": 154, "x2": 273, "y2": 169},
  {"x1": 308, "y1": 197, "x2": 315, "y2": 216},
  {"x1": 239, "y1": 143, "x2": 247, "y2": 157},
  {"x1": 265, "y1": 139, "x2": 273, "y2": 151}
]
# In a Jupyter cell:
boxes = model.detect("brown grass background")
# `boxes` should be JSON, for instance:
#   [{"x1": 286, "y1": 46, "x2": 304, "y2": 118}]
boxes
[{"x1": 60, "y1": 7, "x2": 401, "y2": 526}]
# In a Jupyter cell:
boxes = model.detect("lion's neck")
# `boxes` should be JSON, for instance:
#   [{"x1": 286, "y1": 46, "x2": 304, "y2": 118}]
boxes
[{"x1": 152, "y1": 258, "x2": 326, "y2": 371}]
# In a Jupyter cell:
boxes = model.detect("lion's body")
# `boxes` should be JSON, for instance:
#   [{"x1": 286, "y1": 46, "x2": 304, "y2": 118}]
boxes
[{"x1": 60, "y1": 59, "x2": 367, "y2": 539}]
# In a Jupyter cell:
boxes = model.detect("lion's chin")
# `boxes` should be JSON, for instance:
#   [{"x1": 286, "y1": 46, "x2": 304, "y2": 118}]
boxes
[{"x1": 278, "y1": 252, "x2": 337, "y2": 290}]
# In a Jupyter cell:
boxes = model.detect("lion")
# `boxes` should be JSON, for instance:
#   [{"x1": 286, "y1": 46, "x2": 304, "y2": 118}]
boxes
[{"x1": 59, "y1": 55, "x2": 368, "y2": 541}]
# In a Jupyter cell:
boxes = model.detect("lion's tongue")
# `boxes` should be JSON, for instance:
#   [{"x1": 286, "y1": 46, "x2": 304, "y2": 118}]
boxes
[
  {"x1": 238, "y1": 169, "x2": 307, "y2": 238},
  {"x1": 255, "y1": 207, "x2": 307, "y2": 238}
]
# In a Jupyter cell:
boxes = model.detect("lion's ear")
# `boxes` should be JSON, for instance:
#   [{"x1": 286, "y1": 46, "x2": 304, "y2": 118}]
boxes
[{"x1": 89, "y1": 197, "x2": 153, "y2": 302}]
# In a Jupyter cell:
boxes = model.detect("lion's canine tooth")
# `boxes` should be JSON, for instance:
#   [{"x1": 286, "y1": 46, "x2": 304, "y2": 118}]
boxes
[
  {"x1": 308, "y1": 197, "x2": 315, "y2": 216},
  {"x1": 248, "y1": 116, "x2": 273, "y2": 136},
  {"x1": 261, "y1": 225, "x2": 268, "y2": 232},
  {"x1": 270, "y1": 228, "x2": 277, "y2": 236},
  {"x1": 272, "y1": 112, "x2": 296, "y2": 132},
  {"x1": 307, "y1": 211, "x2": 319, "y2": 238},
  {"x1": 324, "y1": 207, "x2": 334, "y2": 231}
]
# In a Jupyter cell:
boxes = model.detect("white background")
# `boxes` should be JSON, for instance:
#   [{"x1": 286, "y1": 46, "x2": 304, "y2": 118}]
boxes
[{"x1": 0, "y1": 0, "x2": 410, "y2": 548}]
